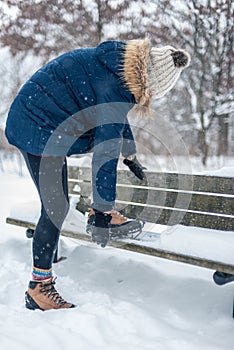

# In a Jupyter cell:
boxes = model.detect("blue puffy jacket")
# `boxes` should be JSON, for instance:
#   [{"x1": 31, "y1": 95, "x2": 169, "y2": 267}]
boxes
[{"x1": 5, "y1": 41, "x2": 137, "y2": 211}]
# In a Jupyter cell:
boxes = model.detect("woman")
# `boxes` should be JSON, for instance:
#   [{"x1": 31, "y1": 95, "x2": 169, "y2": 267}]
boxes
[{"x1": 5, "y1": 39, "x2": 190, "y2": 311}]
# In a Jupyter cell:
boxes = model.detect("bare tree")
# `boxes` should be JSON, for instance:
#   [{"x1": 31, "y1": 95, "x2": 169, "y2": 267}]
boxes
[
  {"x1": 0, "y1": 0, "x2": 96, "y2": 58},
  {"x1": 92, "y1": 0, "x2": 130, "y2": 42},
  {"x1": 0, "y1": 127, "x2": 23, "y2": 175},
  {"x1": 156, "y1": 0, "x2": 234, "y2": 165},
  {"x1": 0, "y1": 0, "x2": 131, "y2": 57}
]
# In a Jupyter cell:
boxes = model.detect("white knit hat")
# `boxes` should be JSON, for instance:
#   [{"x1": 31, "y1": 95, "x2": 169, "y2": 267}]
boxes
[{"x1": 148, "y1": 45, "x2": 190, "y2": 99}]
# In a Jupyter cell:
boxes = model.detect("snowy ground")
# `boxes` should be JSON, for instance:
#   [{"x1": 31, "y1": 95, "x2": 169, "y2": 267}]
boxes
[{"x1": 1, "y1": 169, "x2": 234, "y2": 350}]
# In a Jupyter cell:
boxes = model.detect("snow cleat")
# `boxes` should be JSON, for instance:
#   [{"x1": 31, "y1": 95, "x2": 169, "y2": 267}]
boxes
[
  {"x1": 86, "y1": 209, "x2": 145, "y2": 239},
  {"x1": 213, "y1": 271, "x2": 234, "y2": 286}
]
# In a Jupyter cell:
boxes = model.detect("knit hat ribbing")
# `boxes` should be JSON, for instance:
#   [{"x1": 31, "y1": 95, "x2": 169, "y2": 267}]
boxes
[{"x1": 148, "y1": 45, "x2": 190, "y2": 99}]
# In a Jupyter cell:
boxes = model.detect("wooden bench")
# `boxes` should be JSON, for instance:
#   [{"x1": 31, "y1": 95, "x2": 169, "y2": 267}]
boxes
[{"x1": 6, "y1": 165, "x2": 234, "y2": 314}]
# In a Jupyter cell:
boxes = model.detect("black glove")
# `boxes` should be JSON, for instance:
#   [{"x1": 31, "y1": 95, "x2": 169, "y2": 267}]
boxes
[
  {"x1": 91, "y1": 210, "x2": 112, "y2": 248},
  {"x1": 123, "y1": 156, "x2": 146, "y2": 180}
]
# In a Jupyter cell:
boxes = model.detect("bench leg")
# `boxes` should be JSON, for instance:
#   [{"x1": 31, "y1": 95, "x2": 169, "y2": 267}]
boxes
[
  {"x1": 53, "y1": 245, "x2": 67, "y2": 263},
  {"x1": 233, "y1": 289, "x2": 234, "y2": 318},
  {"x1": 26, "y1": 228, "x2": 34, "y2": 238},
  {"x1": 53, "y1": 248, "x2": 58, "y2": 263}
]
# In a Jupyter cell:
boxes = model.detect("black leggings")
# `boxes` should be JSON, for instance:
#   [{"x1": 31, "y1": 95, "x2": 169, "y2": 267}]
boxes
[{"x1": 21, "y1": 152, "x2": 69, "y2": 270}]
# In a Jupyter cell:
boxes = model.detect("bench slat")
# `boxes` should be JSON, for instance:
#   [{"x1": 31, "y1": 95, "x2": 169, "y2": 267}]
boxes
[
  {"x1": 68, "y1": 166, "x2": 91, "y2": 181},
  {"x1": 116, "y1": 187, "x2": 234, "y2": 216},
  {"x1": 118, "y1": 171, "x2": 234, "y2": 195},
  {"x1": 116, "y1": 204, "x2": 234, "y2": 231},
  {"x1": 68, "y1": 166, "x2": 234, "y2": 195}
]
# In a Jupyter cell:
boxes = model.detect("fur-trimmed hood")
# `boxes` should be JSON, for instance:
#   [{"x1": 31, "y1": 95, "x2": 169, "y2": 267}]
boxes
[
  {"x1": 95, "y1": 39, "x2": 151, "y2": 115},
  {"x1": 122, "y1": 39, "x2": 151, "y2": 109}
]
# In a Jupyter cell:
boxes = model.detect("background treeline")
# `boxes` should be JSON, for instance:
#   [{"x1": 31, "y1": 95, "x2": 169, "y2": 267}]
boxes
[{"x1": 0, "y1": 0, "x2": 233, "y2": 166}]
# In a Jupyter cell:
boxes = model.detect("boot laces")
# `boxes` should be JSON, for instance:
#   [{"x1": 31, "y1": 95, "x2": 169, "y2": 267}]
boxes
[
  {"x1": 108, "y1": 210, "x2": 127, "y2": 219},
  {"x1": 88, "y1": 209, "x2": 127, "y2": 224},
  {"x1": 39, "y1": 277, "x2": 67, "y2": 306}
]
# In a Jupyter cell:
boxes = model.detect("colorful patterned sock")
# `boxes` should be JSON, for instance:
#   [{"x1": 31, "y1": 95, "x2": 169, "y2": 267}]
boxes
[{"x1": 32, "y1": 266, "x2": 53, "y2": 281}]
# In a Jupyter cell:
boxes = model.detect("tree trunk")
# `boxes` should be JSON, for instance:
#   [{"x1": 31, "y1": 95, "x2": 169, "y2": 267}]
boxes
[
  {"x1": 217, "y1": 115, "x2": 229, "y2": 157},
  {"x1": 198, "y1": 129, "x2": 209, "y2": 166}
]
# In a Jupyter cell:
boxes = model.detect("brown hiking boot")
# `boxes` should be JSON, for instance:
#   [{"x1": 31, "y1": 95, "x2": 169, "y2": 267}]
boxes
[
  {"x1": 25, "y1": 277, "x2": 75, "y2": 311},
  {"x1": 88, "y1": 208, "x2": 127, "y2": 225}
]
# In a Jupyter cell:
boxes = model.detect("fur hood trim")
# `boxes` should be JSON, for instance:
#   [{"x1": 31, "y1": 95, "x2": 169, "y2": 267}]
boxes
[{"x1": 121, "y1": 39, "x2": 151, "y2": 111}]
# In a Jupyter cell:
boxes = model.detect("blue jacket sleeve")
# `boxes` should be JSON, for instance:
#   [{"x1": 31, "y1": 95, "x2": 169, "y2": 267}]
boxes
[
  {"x1": 91, "y1": 102, "x2": 130, "y2": 212},
  {"x1": 121, "y1": 120, "x2": 136, "y2": 158}
]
